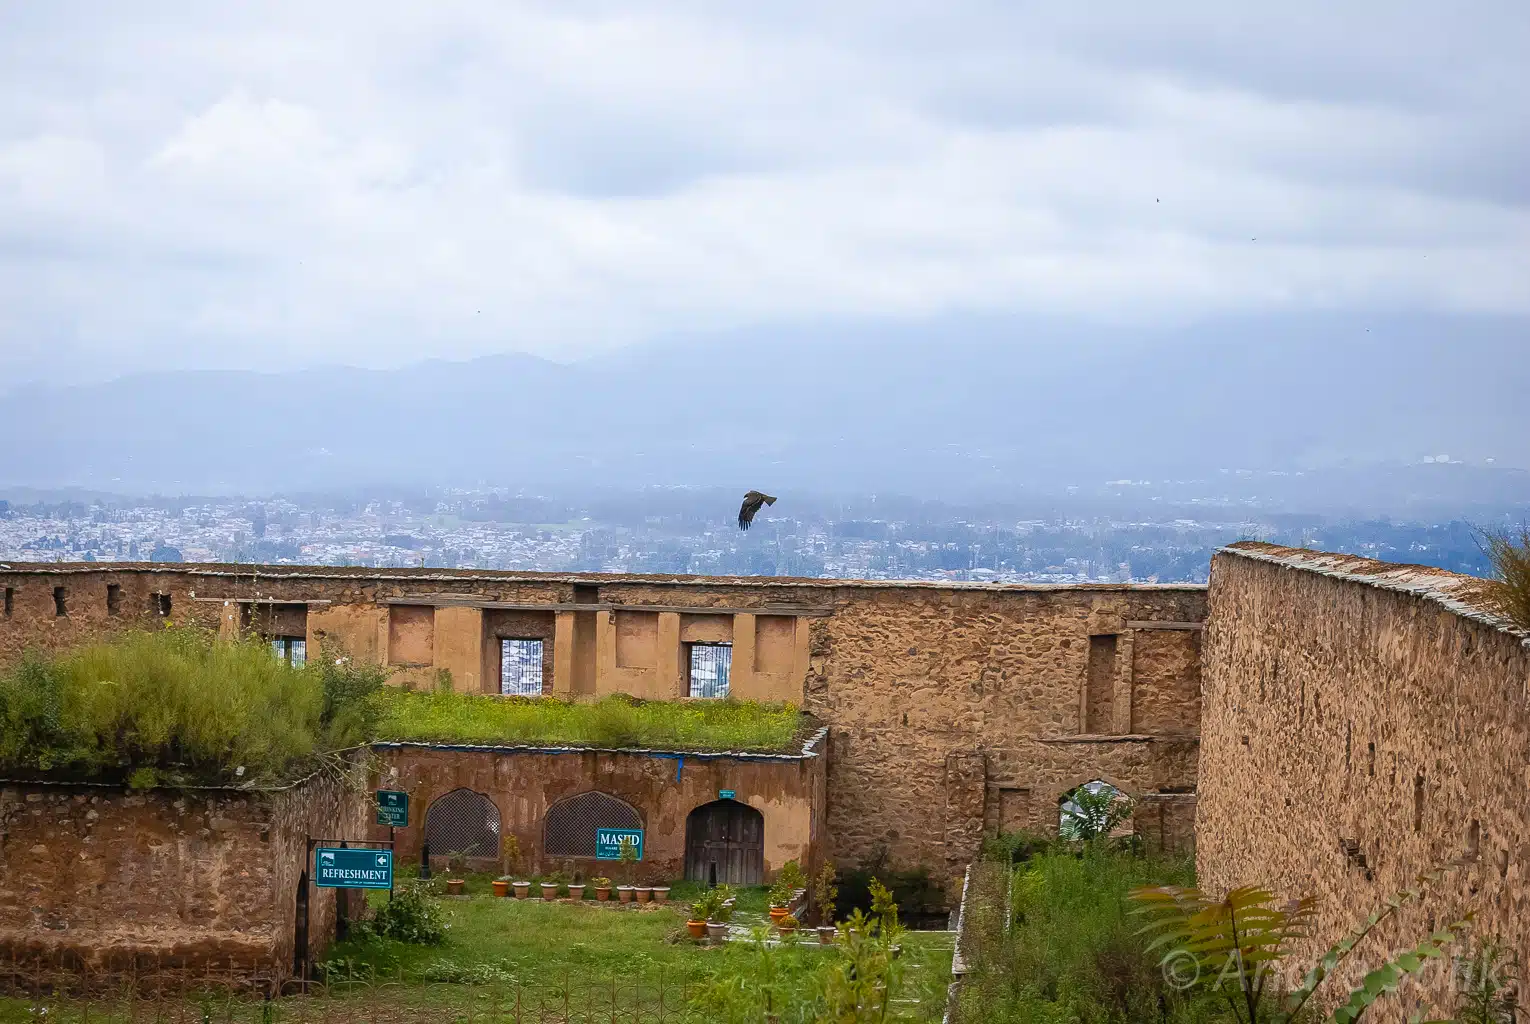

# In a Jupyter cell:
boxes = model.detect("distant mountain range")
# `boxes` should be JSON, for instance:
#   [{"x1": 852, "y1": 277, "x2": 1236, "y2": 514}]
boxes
[{"x1": 3, "y1": 311, "x2": 1528, "y2": 515}]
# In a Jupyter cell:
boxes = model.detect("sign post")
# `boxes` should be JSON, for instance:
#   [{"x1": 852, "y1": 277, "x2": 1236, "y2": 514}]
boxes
[
  {"x1": 314, "y1": 846, "x2": 395, "y2": 889},
  {"x1": 595, "y1": 828, "x2": 644, "y2": 861}
]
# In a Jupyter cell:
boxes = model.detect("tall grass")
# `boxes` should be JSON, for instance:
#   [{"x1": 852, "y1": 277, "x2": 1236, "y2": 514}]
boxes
[
  {"x1": 0, "y1": 627, "x2": 383, "y2": 787},
  {"x1": 960, "y1": 839, "x2": 1229, "y2": 1024},
  {"x1": 376, "y1": 689, "x2": 805, "y2": 752}
]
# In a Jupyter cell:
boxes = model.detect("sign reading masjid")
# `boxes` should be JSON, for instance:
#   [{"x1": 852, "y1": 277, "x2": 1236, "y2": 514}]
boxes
[
  {"x1": 315, "y1": 847, "x2": 394, "y2": 889},
  {"x1": 595, "y1": 828, "x2": 645, "y2": 861}
]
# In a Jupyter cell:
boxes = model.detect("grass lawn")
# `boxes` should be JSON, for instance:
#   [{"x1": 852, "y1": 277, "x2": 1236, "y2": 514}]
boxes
[
  {"x1": 1, "y1": 883, "x2": 953, "y2": 1023},
  {"x1": 377, "y1": 688, "x2": 809, "y2": 752}
]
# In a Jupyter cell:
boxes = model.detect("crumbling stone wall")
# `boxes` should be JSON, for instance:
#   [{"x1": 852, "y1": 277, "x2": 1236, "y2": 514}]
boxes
[
  {"x1": 1198, "y1": 543, "x2": 1530, "y2": 1023},
  {"x1": 0, "y1": 564, "x2": 1207, "y2": 902},
  {"x1": 0, "y1": 770, "x2": 367, "y2": 986}
]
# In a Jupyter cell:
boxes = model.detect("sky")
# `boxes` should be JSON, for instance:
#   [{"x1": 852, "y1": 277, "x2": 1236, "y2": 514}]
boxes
[{"x1": 1, "y1": 2, "x2": 1527, "y2": 383}]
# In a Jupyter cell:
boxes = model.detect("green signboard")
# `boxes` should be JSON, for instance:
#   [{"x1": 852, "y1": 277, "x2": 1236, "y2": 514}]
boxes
[
  {"x1": 718, "y1": 789, "x2": 736, "y2": 800},
  {"x1": 375, "y1": 790, "x2": 408, "y2": 827},
  {"x1": 595, "y1": 828, "x2": 644, "y2": 861},
  {"x1": 315, "y1": 847, "x2": 393, "y2": 889}
]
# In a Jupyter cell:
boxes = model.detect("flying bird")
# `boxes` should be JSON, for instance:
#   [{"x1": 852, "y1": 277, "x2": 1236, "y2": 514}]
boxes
[{"x1": 737, "y1": 490, "x2": 776, "y2": 530}]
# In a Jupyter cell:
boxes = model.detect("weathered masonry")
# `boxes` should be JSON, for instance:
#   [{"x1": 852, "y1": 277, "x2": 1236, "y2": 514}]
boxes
[
  {"x1": 0, "y1": 563, "x2": 1208, "y2": 892},
  {"x1": 1198, "y1": 543, "x2": 1530, "y2": 1022}
]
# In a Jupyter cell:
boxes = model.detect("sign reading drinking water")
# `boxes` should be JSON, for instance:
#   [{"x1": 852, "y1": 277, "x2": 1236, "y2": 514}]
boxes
[
  {"x1": 315, "y1": 847, "x2": 394, "y2": 889},
  {"x1": 375, "y1": 790, "x2": 408, "y2": 827},
  {"x1": 595, "y1": 828, "x2": 644, "y2": 861}
]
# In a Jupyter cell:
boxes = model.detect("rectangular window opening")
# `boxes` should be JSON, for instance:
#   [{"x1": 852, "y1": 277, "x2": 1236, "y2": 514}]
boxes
[
  {"x1": 106, "y1": 583, "x2": 122, "y2": 616},
  {"x1": 152, "y1": 592, "x2": 172, "y2": 617},
  {"x1": 3, "y1": 587, "x2": 12, "y2": 618},
  {"x1": 271, "y1": 636, "x2": 307, "y2": 667},
  {"x1": 53, "y1": 586, "x2": 68, "y2": 617},
  {"x1": 500, "y1": 638, "x2": 545, "y2": 696},
  {"x1": 688, "y1": 642, "x2": 732, "y2": 699}
]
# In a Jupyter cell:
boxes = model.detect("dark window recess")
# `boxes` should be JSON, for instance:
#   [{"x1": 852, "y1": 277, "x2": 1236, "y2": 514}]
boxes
[
  {"x1": 573, "y1": 584, "x2": 599, "y2": 604},
  {"x1": 3, "y1": 587, "x2": 12, "y2": 618},
  {"x1": 106, "y1": 583, "x2": 122, "y2": 616},
  {"x1": 500, "y1": 638, "x2": 545, "y2": 696},
  {"x1": 1467, "y1": 820, "x2": 1481, "y2": 860},
  {"x1": 1367, "y1": 742, "x2": 1376, "y2": 777},
  {"x1": 1413, "y1": 774, "x2": 1426, "y2": 832},
  {"x1": 152, "y1": 593, "x2": 172, "y2": 617},
  {"x1": 688, "y1": 643, "x2": 732, "y2": 698},
  {"x1": 1085, "y1": 634, "x2": 1119, "y2": 733},
  {"x1": 53, "y1": 587, "x2": 68, "y2": 617}
]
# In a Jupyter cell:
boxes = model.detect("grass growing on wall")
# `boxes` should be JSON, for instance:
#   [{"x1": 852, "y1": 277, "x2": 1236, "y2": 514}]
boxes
[
  {"x1": 0, "y1": 626, "x2": 384, "y2": 788},
  {"x1": 376, "y1": 688, "x2": 807, "y2": 752}
]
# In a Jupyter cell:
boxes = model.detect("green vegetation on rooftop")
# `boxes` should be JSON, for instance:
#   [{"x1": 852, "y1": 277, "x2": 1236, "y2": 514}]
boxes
[
  {"x1": 0, "y1": 626, "x2": 384, "y2": 788},
  {"x1": 0, "y1": 629, "x2": 809, "y2": 787},
  {"x1": 376, "y1": 687, "x2": 806, "y2": 753}
]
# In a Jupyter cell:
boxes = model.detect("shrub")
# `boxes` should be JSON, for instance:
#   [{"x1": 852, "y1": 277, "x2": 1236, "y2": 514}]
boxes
[
  {"x1": 1482, "y1": 527, "x2": 1530, "y2": 631},
  {"x1": 367, "y1": 879, "x2": 449, "y2": 945},
  {"x1": 0, "y1": 626, "x2": 381, "y2": 786}
]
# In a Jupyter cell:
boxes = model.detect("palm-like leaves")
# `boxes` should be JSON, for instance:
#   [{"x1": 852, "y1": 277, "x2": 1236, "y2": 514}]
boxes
[
  {"x1": 1129, "y1": 865, "x2": 1471, "y2": 1024},
  {"x1": 1059, "y1": 783, "x2": 1133, "y2": 842}
]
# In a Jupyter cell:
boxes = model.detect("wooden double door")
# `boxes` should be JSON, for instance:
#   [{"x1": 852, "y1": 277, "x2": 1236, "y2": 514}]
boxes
[{"x1": 684, "y1": 799, "x2": 764, "y2": 886}]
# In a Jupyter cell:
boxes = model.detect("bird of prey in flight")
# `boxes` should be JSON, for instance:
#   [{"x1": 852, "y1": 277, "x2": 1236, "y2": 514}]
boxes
[{"x1": 737, "y1": 491, "x2": 776, "y2": 530}]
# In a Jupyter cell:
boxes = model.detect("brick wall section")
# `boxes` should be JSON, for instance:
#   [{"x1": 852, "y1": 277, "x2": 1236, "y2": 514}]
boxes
[
  {"x1": 372, "y1": 741, "x2": 824, "y2": 881},
  {"x1": 0, "y1": 564, "x2": 1207, "y2": 900},
  {"x1": 1198, "y1": 543, "x2": 1530, "y2": 1022},
  {"x1": 0, "y1": 771, "x2": 367, "y2": 984}
]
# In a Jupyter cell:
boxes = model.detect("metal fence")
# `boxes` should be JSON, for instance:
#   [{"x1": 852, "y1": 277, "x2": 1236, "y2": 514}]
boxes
[
  {"x1": 543, "y1": 791, "x2": 642, "y2": 859},
  {"x1": 422, "y1": 788, "x2": 501, "y2": 861},
  {"x1": 687, "y1": 643, "x2": 731, "y2": 699}
]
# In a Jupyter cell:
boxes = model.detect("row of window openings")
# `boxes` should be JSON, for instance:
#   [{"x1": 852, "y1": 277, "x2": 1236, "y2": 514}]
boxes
[
  {"x1": 2, "y1": 585, "x2": 170, "y2": 619},
  {"x1": 497, "y1": 638, "x2": 733, "y2": 698}
]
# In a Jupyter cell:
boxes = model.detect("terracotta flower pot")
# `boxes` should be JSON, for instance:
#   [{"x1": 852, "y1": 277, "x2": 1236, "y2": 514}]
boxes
[
  {"x1": 635, "y1": 887, "x2": 652, "y2": 904},
  {"x1": 651, "y1": 886, "x2": 670, "y2": 904},
  {"x1": 778, "y1": 921, "x2": 797, "y2": 934},
  {"x1": 595, "y1": 887, "x2": 611, "y2": 901},
  {"x1": 567, "y1": 884, "x2": 585, "y2": 901},
  {"x1": 513, "y1": 881, "x2": 531, "y2": 899},
  {"x1": 445, "y1": 878, "x2": 465, "y2": 896},
  {"x1": 686, "y1": 919, "x2": 708, "y2": 939},
  {"x1": 540, "y1": 883, "x2": 559, "y2": 900},
  {"x1": 617, "y1": 886, "x2": 633, "y2": 904},
  {"x1": 492, "y1": 880, "x2": 509, "y2": 898},
  {"x1": 768, "y1": 906, "x2": 788, "y2": 924},
  {"x1": 817, "y1": 925, "x2": 836, "y2": 945}
]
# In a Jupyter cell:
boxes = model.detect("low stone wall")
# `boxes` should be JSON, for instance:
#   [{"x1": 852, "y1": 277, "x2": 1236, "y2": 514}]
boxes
[
  {"x1": 373, "y1": 734, "x2": 826, "y2": 881},
  {"x1": 1198, "y1": 543, "x2": 1530, "y2": 1022},
  {"x1": 0, "y1": 769, "x2": 368, "y2": 987}
]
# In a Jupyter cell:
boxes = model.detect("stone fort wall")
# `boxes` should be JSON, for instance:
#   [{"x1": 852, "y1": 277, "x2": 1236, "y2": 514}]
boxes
[
  {"x1": 1197, "y1": 542, "x2": 1530, "y2": 1022},
  {"x1": 0, "y1": 563, "x2": 1207, "y2": 895}
]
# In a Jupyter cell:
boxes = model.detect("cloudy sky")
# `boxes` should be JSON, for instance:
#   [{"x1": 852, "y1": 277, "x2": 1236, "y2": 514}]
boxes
[{"x1": 1, "y1": 2, "x2": 1527, "y2": 383}]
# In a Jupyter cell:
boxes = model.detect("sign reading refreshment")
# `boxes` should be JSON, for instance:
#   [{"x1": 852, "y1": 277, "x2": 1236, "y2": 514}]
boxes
[
  {"x1": 595, "y1": 828, "x2": 644, "y2": 861},
  {"x1": 315, "y1": 847, "x2": 394, "y2": 889},
  {"x1": 375, "y1": 790, "x2": 408, "y2": 827}
]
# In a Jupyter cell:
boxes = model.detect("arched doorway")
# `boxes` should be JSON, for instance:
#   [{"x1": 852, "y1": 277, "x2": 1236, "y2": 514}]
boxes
[
  {"x1": 424, "y1": 788, "x2": 501, "y2": 862},
  {"x1": 685, "y1": 799, "x2": 764, "y2": 885},
  {"x1": 1057, "y1": 780, "x2": 1132, "y2": 841}
]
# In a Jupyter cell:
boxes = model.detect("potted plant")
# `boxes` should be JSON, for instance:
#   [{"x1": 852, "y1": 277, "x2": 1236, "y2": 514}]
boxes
[
  {"x1": 446, "y1": 878, "x2": 466, "y2": 896},
  {"x1": 512, "y1": 879, "x2": 531, "y2": 899},
  {"x1": 705, "y1": 887, "x2": 733, "y2": 944},
  {"x1": 777, "y1": 912, "x2": 799, "y2": 935},
  {"x1": 617, "y1": 884, "x2": 634, "y2": 903},
  {"x1": 568, "y1": 879, "x2": 586, "y2": 901},
  {"x1": 686, "y1": 893, "x2": 713, "y2": 939},
  {"x1": 814, "y1": 861, "x2": 838, "y2": 945},
  {"x1": 767, "y1": 879, "x2": 791, "y2": 923},
  {"x1": 500, "y1": 833, "x2": 521, "y2": 879},
  {"x1": 540, "y1": 873, "x2": 562, "y2": 900},
  {"x1": 651, "y1": 883, "x2": 670, "y2": 904},
  {"x1": 634, "y1": 883, "x2": 652, "y2": 904},
  {"x1": 444, "y1": 846, "x2": 473, "y2": 895},
  {"x1": 493, "y1": 876, "x2": 511, "y2": 898},
  {"x1": 592, "y1": 876, "x2": 612, "y2": 901}
]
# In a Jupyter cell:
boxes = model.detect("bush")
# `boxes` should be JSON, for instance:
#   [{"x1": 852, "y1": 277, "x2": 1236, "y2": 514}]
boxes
[
  {"x1": 1482, "y1": 527, "x2": 1530, "y2": 631},
  {"x1": 366, "y1": 879, "x2": 449, "y2": 945},
  {"x1": 0, "y1": 626, "x2": 382, "y2": 786}
]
